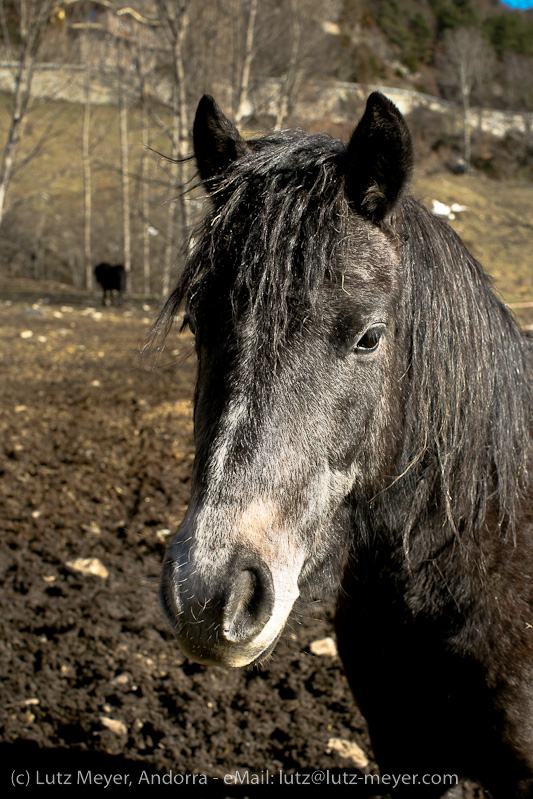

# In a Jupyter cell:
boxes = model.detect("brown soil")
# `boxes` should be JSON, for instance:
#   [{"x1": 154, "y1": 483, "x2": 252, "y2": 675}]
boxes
[{"x1": 0, "y1": 292, "x2": 486, "y2": 797}]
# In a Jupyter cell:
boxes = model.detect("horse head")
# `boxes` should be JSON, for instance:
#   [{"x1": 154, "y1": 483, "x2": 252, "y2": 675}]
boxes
[{"x1": 159, "y1": 93, "x2": 413, "y2": 667}]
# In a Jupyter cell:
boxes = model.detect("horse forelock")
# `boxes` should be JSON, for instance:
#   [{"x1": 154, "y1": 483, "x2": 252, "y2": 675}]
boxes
[{"x1": 164, "y1": 132, "x2": 353, "y2": 351}]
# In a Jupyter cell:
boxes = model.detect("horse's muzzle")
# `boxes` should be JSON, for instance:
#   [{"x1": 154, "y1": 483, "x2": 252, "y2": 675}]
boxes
[{"x1": 160, "y1": 548, "x2": 292, "y2": 667}]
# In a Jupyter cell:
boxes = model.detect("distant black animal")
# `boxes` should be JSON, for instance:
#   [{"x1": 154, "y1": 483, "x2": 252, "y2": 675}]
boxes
[
  {"x1": 94, "y1": 262, "x2": 126, "y2": 306},
  {"x1": 154, "y1": 93, "x2": 533, "y2": 797}
]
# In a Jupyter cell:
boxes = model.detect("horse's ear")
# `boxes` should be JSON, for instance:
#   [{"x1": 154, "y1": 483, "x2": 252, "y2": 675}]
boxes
[
  {"x1": 193, "y1": 95, "x2": 249, "y2": 188},
  {"x1": 344, "y1": 92, "x2": 412, "y2": 222}
]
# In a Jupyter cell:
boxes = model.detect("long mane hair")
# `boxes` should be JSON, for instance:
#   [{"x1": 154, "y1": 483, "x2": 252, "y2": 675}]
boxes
[{"x1": 396, "y1": 197, "x2": 531, "y2": 552}]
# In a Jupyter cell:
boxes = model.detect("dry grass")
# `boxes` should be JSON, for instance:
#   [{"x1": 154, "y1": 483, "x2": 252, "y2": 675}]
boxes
[{"x1": 412, "y1": 166, "x2": 533, "y2": 329}]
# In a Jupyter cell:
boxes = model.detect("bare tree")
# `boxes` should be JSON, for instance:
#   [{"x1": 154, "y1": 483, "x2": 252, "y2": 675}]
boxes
[
  {"x1": 116, "y1": 39, "x2": 133, "y2": 294},
  {"x1": 155, "y1": 0, "x2": 191, "y2": 298},
  {"x1": 82, "y1": 65, "x2": 93, "y2": 290},
  {"x1": 0, "y1": 0, "x2": 55, "y2": 227},
  {"x1": 274, "y1": 0, "x2": 306, "y2": 129},
  {"x1": 136, "y1": 42, "x2": 153, "y2": 296},
  {"x1": 441, "y1": 27, "x2": 495, "y2": 172},
  {"x1": 117, "y1": 4, "x2": 162, "y2": 296},
  {"x1": 235, "y1": 0, "x2": 258, "y2": 124},
  {"x1": 120, "y1": 1, "x2": 194, "y2": 298},
  {"x1": 251, "y1": 0, "x2": 334, "y2": 129}
]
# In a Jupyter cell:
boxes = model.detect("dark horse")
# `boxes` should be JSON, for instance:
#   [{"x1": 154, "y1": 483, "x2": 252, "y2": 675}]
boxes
[
  {"x1": 94, "y1": 262, "x2": 126, "y2": 306},
  {"x1": 154, "y1": 93, "x2": 533, "y2": 798}
]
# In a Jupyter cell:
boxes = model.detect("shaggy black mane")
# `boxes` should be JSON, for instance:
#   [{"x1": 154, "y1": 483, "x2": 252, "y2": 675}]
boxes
[{"x1": 396, "y1": 197, "x2": 531, "y2": 550}]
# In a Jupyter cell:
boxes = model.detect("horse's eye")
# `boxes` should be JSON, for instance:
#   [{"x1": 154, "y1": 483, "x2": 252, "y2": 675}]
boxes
[{"x1": 354, "y1": 325, "x2": 384, "y2": 353}]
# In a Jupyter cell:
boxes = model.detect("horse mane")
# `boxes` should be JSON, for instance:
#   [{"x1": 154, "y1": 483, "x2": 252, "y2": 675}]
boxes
[
  {"x1": 392, "y1": 197, "x2": 531, "y2": 551},
  {"x1": 149, "y1": 128, "x2": 531, "y2": 549}
]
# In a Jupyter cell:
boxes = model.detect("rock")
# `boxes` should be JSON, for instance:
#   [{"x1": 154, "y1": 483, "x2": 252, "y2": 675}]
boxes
[
  {"x1": 432, "y1": 199, "x2": 467, "y2": 221},
  {"x1": 110, "y1": 673, "x2": 130, "y2": 686},
  {"x1": 326, "y1": 737, "x2": 369, "y2": 768},
  {"x1": 432, "y1": 199, "x2": 451, "y2": 217},
  {"x1": 81, "y1": 521, "x2": 101, "y2": 535},
  {"x1": 100, "y1": 716, "x2": 127, "y2": 735},
  {"x1": 310, "y1": 636, "x2": 338, "y2": 657},
  {"x1": 66, "y1": 557, "x2": 109, "y2": 579}
]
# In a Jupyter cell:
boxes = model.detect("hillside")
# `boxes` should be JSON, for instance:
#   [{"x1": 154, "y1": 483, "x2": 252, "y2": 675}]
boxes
[
  {"x1": 330, "y1": 0, "x2": 533, "y2": 95},
  {"x1": 0, "y1": 0, "x2": 531, "y2": 307}
]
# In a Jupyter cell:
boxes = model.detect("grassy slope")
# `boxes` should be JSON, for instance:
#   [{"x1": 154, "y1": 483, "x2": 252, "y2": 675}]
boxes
[
  {"x1": 0, "y1": 94, "x2": 531, "y2": 323},
  {"x1": 412, "y1": 165, "x2": 533, "y2": 327}
]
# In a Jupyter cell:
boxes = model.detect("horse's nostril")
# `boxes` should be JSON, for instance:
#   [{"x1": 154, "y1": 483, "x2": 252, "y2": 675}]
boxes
[{"x1": 222, "y1": 566, "x2": 274, "y2": 644}]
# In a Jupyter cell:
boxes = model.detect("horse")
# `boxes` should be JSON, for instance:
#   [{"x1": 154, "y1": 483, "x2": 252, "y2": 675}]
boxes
[
  {"x1": 94, "y1": 262, "x2": 126, "y2": 306},
  {"x1": 153, "y1": 93, "x2": 533, "y2": 798}
]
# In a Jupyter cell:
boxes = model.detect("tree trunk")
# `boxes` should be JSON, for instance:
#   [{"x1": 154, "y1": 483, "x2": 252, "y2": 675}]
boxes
[
  {"x1": 275, "y1": 2, "x2": 302, "y2": 129},
  {"x1": 119, "y1": 89, "x2": 132, "y2": 293},
  {"x1": 82, "y1": 67, "x2": 92, "y2": 290},
  {"x1": 0, "y1": 58, "x2": 28, "y2": 226},
  {"x1": 141, "y1": 99, "x2": 151, "y2": 296},
  {"x1": 462, "y1": 93, "x2": 471, "y2": 172},
  {"x1": 236, "y1": 0, "x2": 258, "y2": 124},
  {"x1": 157, "y1": 0, "x2": 191, "y2": 299},
  {"x1": 0, "y1": 0, "x2": 52, "y2": 229},
  {"x1": 162, "y1": 85, "x2": 181, "y2": 300}
]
